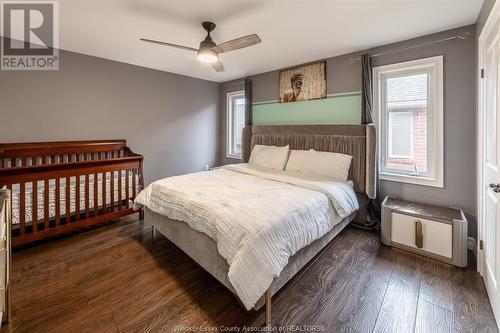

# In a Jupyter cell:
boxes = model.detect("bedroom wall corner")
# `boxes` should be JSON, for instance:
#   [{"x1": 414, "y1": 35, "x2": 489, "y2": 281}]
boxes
[{"x1": 477, "y1": 0, "x2": 497, "y2": 36}]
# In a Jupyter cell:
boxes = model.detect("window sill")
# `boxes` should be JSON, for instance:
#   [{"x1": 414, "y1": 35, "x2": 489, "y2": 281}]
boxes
[
  {"x1": 380, "y1": 172, "x2": 443, "y2": 188},
  {"x1": 226, "y1": 154, "x2": 242, "y2": 160}
]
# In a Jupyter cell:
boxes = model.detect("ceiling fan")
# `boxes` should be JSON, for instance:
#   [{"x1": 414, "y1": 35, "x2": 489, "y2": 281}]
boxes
[{"x1": 140, "y1": 22, "x2": 261, "y2": 72}]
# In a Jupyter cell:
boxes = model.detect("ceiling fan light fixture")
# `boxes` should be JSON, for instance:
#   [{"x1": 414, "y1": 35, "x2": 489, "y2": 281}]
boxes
[
  {"x1": 197, "y1": 47, "x2": 218, "y2": 63},
  {"x1": 141, "y1": 21, "x2": 260, "y2": 72}
]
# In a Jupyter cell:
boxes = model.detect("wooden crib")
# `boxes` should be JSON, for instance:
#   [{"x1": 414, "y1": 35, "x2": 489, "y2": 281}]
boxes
[{"x1": 0, "y1": 140, "x2": 144, "y2": 247}]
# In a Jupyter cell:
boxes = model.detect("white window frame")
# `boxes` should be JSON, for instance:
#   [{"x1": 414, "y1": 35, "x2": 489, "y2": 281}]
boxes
[
  {"x1": 226, "y1": 90, "x2": 245, "y2": 159},
  {"x1": 373, "y1": 56, "x2": 444, "y2": 188},
  {"x1": 388, "y1": 111, "x2": 413, "y2": 159}
]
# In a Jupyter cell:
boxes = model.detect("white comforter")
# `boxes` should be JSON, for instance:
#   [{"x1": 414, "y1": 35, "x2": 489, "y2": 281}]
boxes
[{"x1": 134, "y1": 164, "x2": 358, "y2": 310}]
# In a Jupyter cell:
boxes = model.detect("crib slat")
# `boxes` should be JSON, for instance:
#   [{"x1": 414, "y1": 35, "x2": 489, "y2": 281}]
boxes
[
  {"x1": 118, "y1": 170, "x2": 122, "y2": 210},
  {"x1": 11, "y1": 157, "x2": 16, "y2": 168},
  {"x1": 44, "y1": 178, "x2": 49, "y2": 229},
  {"x1": 102, "y1": 172, "x2": 107, "y2": 213},
  {"x1": 93, "y1": 173, "x2": 98, "y2": 216},
  {"x1": 75, "y1": 176, "x2": 80, "y2": 221},
  {"x1": 110, "y1": 171, "x2": 115, "y2": 212},
  {"x1": 22, "y1": 156, "x2": 27, "y2": 167},
  {"x1": 19, "y1": 182, "x2": 25, "y2": 234},
  {"x1": 65, "y1": 177, "x2": 70, "y2": 224},
  {"x1": 85, "y1": 174, "x2": 90, "y2": 218},
  {"x1": 125, "y1": 170, "x2": 130, "y2": 208},
  {"x1": 132, "y1": 170, "x2": 137, "y2": 199},
  {"x1": 55, "y1": 178, "x2": 60, "y2": 226},
  {"x1": 5, "y1": 184, "x2": 11, "y2": 227},
  {"x1": 32, "y1": 181, "x2": 38, "y2": 232}
]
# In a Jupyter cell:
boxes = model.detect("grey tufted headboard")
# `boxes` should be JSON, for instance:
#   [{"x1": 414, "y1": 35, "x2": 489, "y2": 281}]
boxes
[{"x1": 241, "y1": 124, "x2": 376, "y2": 199}]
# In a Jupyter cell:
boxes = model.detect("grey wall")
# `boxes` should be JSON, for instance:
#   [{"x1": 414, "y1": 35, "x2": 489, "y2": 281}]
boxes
[
  {"x1": 223, "y1": 25, "x2": 477, "y2": 235},
  {"x1": 0, "y1": 44, "x2": 220, "y2": 185},
  {"x1": 369, "y1": 25, "x2": 477, "y2": 236},
  {"x1": 250, "y1": 52, "x2": 361, "y2": 103},
  {"x1": 477, "y1": 0, "x2": 497, "y2": 36}
]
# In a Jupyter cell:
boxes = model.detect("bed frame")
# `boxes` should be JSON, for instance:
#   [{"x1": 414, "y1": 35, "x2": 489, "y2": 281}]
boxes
[
  {"x1": 145, "y1": 124, "x2": 376, "y2": 327},
  {"x1": 0, "y1": 140, "x2": 144, "y2": 247}
]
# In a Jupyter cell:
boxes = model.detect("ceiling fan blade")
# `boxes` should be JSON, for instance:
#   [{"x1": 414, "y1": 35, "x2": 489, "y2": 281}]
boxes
[
  {"x1": 211, "y1": 34, "x2": 261, "y2": 53},
  {"x1": 209, "y1": 59, "x2": 225, "y2": 72},
  {"x1": 140, "y1": 38, "x2": 198, "y2": 52}
]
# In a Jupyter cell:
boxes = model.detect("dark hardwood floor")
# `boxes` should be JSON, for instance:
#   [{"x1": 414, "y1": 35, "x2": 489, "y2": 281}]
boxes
[{"x1": 2, "y1": 217, "x2": 498, "y2": 333}]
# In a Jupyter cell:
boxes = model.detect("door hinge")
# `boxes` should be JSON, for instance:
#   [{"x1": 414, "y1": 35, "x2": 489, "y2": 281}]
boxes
[
  {"x1": 481, "y1": 68, "x2": 485, "y2": 79},
  {"x1": 480, "y1": 240, "x2": 484, "y2": 250}
]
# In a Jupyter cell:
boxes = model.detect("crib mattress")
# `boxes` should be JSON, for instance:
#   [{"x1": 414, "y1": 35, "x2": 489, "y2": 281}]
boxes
[{"x1": 11, "y1": 174, "x2": 139, "y2": 225}]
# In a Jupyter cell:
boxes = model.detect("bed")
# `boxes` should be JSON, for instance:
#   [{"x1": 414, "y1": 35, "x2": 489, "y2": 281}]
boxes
[
  {"x1": 0, "y1": 140, "x2": 144, "y2": 246},
  {"x1": 135, "y1": 124, "x2": 376, "y2": 326}
]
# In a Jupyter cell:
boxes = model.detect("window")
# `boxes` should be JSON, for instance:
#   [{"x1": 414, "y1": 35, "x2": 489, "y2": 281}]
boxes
[
  {"x1": 373, "y1": 56, "x2": 443, "y2": 187},
  {"x1": 227, "y1": 90, "x2": 246, "y2": 158}
]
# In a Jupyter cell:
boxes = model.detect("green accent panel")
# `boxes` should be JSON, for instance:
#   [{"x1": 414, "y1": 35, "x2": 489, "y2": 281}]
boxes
[{"x1": 252, "y1": 95, "x2": 361, "y2": 125}]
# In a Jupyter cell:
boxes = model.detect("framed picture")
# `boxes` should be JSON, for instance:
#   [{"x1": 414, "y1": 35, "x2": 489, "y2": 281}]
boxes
[{"x1": 279, "y1": 61, "x2": 326, "y2": 103}]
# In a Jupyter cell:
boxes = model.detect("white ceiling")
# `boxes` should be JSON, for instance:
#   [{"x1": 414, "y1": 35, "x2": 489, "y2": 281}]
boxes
[{"x1": 58, "y1": 0, "x2": 482, "y2": 82}]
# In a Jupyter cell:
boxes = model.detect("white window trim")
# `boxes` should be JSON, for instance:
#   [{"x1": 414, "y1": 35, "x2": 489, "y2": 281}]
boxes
[
  {"x1": 226, "y1": 90, "x2": 245, "y2": 159},
  {"x1": 373, "y1": 55, "x2": 444, "y2": 188},
  {"x1": 388, "y1": 111, "x2": 413, "y2": 159}
]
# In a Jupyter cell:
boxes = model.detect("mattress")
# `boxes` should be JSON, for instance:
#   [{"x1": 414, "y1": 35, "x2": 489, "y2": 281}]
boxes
[{"x1": 11, "y1": 174, "x2": 139, "y2": 225}]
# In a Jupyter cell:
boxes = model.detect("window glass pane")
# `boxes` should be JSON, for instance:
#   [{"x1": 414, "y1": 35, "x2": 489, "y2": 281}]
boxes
[
  {"x1": 384, "y1": 73, "x2": 428, "y2": 175},
  {"x1": 231, "y1": 97, "x2": 245, "y2": 156},
  {"x1": 389, "y1": 112, "x2": 412, "y2": 158},
  {"x1": 227, "y1": 91, "x2": 245, "y2": 158}
]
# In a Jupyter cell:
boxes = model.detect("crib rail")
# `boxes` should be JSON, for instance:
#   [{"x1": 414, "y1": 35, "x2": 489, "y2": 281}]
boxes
[
  {"x1": 0, "y1": 140, "x2": 133, "y2": 168},
  {"x1": 0, "y1": 140, "x2": 144, "y2": 247}
]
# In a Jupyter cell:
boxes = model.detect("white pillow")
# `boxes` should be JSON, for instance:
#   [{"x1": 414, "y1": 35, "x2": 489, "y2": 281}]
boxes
[
  {"x1": 249, "y1": 145, "x2": 290, "y2": 170},
  {"x1": 285, "y1": 149, "x2": 352, "y2": 181},
  {"x1": 285, "y1": 149, "x2": 312, "y2": 172}
]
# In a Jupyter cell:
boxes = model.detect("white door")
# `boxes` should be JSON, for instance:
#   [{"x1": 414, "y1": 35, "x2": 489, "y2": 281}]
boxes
[{"x1": 480, "y1": 2, "x2": 500, "y2": 327}]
